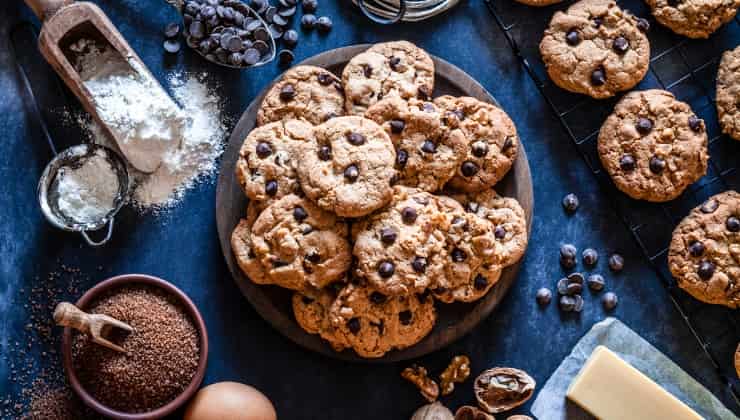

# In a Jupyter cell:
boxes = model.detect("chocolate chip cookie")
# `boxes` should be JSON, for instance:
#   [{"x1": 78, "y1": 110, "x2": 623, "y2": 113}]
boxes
[
  {"x1": 434, "y1": 96, "x2": 519, "y2": 192},
  {"x1": 257, "y1": 65, "x2": 345, "y2": 126},
  {"x1": 539, "y1": 0, "x2": 651, "y2": 99},
  {"x1": 292, "y1": 286, "x2": 349, "y2": 352},
  {"x1": 342, "y1": 41, "x2": 435, "y2": 115},
  {"x1": 646, "y1": 0, "x2": 740, "y2": 39},
  {"x1": 297, "y1": 116, "x2": 396, "y2": 217},
  {"x1": 668, "y1": 191, "x2": 740, "y2": 308},
  {"x1": 353, "y1": 186, "x2": 454, "y2": 296},
  {"x1": 598, "y1": 89, "x2": 709, "y2": 202},
  {"x1": 365, "y1": 96, "x2": 466, "y2": 192},
  {"x1": 717, "y1": 46, "x2": 740, "y2": 140},
  {"x1": 328, "y1": 284, "x2": 436, "y2": 358},
  {"x1": 231, "y1": 201, "x2": 269, "y2": 285},
  {"x1": 235, "y1": 119, "x2": 314, "y2": 204},
  {"x1": 250, "y1": 194, "x2": 351, "y2": 291}
]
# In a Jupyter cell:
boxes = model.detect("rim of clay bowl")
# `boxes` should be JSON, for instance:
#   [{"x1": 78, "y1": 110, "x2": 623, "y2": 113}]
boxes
[{"x1": 61, "y1": 274, "x2": 209, "y2": 420}]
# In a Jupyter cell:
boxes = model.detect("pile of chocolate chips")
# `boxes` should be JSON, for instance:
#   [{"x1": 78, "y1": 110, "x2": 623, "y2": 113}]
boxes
[{"x1": 170, "y1": 0, "x2": 332, "y2": 68}]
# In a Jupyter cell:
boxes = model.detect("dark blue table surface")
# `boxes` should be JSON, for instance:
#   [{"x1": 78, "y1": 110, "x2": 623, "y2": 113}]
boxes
[{"x1": 1, "y1": 0, "x2": 738, "y2": 418}]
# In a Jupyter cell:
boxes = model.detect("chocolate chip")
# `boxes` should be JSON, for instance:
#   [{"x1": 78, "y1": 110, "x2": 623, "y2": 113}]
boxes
[
  {"x1": 649, "y1": 156, "x2": 665, "y2": 174},
  {"x1": 636, "y1": 17, "x2": 650, "y2": 32},
  {"x1": 421, "y1": 103, "x2": 435, "y2": 113},
  {"x1": 302, "y1": 225, "x2": 313, "y2": 234},
  {"x1": 412, "y1": 256, "x2": 427, "y2": 273},
  {"x1": 317, "y1": 72, "x2": 333, "y2": 85},
  {"x1": 302, "y1": 0, "x2": 318, "y2": 12},
  {"x1": 473, "y1": 274, "x2": 488, "y2": 290},
  {"x1": 389, "y1": 56, "x2": 401, "y2": 71},
  {"x1": 265, "y1": 180, "x2": 278, "y2": 196},
  {"x1": 316, "y1": 16, "x2": 332, "y2": 32},
  {"x1": 163, "y1": 39, "x2": 181, "y2": 53},
  {"x1": 472, "y1": 141, "x2": 489, "y2": 158},
  {"x1": 451, "y1": 248, "x2": 467, "y2": 262},
  {"x1": 301, "y1": 296, "x2": 313, "y2": 304},
  {"x1": 619, "y1": 154, "x2": 636, "y2": 171},
  {"x1": 593, "y1": 16, "x2": 603, "y2": 27},
  {"x1": 502, "y1": 136, "x2": 514, "y2": 151},
  {"x1": 396, "y1": 150, "x2": 409, "y2": 168},
  {"x1": 318, "y1": 145, "x2": 331, "y2": 160},
  {"x1": 189, "y1": 20, "x2": 205, "y2": 39},
  {"x1": 305, "y1": 250, "x2": 320, "y2": 264},
  {"x1": 417, "y1": 86, "x2": 431, "y2": 100},
  {"x1": 421, "y1": 140, "x2": 437, "y2": 154},
  {"x1": 591, "y1": 67, "x2": 606, "y2": 86},
  {"x1": 727, "y1": 216, "x2": 740, "y2": 232},
  {"x1": 347, "y1": 317, "x2": 361, "y2": 334},
  {"x1": 399, "y1": 310, "x2": 412, "y2": 325},
  {"x1": 378, "y1": 261, "x2": 395, "y2": 278},
  {"x1": 559, "y1": 295, "x2": 576, "y2": 312},
  {"x1": 582, "y1": 248, "x2": 598, "y2": 266},
  {"x1": 608, "y1": 253, "x2": 624, "y2": 272},
  {"x1": 380, "y1": 227, "x2": 397, "y2": 244},
  {"x1": 164, "y1": 22, "x2": 181, "y2": 38},
  {"x1": 562, "y1": 193, "x2": 579, "y2": 213},
  {"x1": 272, "y1": 259, "x2": 288, "y2": 268},
  {"x1": 567, "y1": 272, "x2": 584, "y2": 284},
  {"x1": 291, "y1": 207, "x2": 307, "y2": 222},
  {"x1": 698, "y1": 260, "x2": 715, "y2": 279},
  {"x1": 560, "y1": 244, "x2": 577, "y2": 260},
  {"x1": 344, "y1": 164, "x2": 359, "y2": 182},
  {"x1": 612, "y1": 36, "x2": 629, "y2": 54},
  {"x1": 688, "y1": 115, "x2": 703, "y2": 132},
  {"x1": 536, "y1": 288, "x2": 552, "y2": 305},
  {"x1": 414, "y1": 196, "x2": 429, "y2": 205},
  {"x1": 602, "y1": 292, "x2": 618, "y2": 310},
  {"x1": 566, "y1": 28, "x2": 580, "y2": 46},
  {"x1": 587, "y1": 274, "x2": 605, "y2": 291},
  {"x1": 494, "y1": 226, "x2": 506, "y2": 239},
  {"x1": 254, "y1": 47, "x2": 271, "y2": 65},
  {"x1": 688, "y1": 241, "x2": 704, "y2": 257},
  {"x1": 282, "y1": 29, "x2": 298, "y2": 48},
  {"x1": 636, "y1": 117, "x2": 653, "y2": 134},
  {"x1": 401, "y1": 207, "x2": 417, "y2": 223},
  {"x1": 566, "y1": 282, "x2": 583, "y2": 295},
  {"x1": 390, "y1": 120, "x2": 405, "y2": 134},
  {"x1": 370, "y1": 291, "x2": 387, "y2": 304},
  {"x1": 557, "y1": 278, "x2": 569, "y2": 295},
  {"x1": 347, "y1": 132, "x2": 366, "y2": 145},
  {"x1": 280, "y1": 84, "x2": 296, "y2": 101},
  {"x1": 466, "y1": 202, "x2": 479, "y2": 213},
  {"x1": 228, "y1": 52, "x2": 243, "y2": 66},
  {"x1": 256, "y1": 141, "x2": 272, "y2": 158},
  {"x1": 301, "y1": 13, "x2": 317, "y2": 29},
  {"x1": 461, "y1": 161, "x2": 479, "y2": 177},
  {"x1": 701, "y1": 199, "x2": 719, "y2": 213}
]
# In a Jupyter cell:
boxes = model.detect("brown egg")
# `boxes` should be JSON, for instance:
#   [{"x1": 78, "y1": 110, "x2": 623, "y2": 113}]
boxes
[{"x1": 184, "y1": 381, "x2": 277, "y2": 420}]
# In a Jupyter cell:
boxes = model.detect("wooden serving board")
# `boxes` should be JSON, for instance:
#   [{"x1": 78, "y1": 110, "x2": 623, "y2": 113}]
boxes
[{"x1": 216, "y1": 45, "x2": 533, "y2": 362}]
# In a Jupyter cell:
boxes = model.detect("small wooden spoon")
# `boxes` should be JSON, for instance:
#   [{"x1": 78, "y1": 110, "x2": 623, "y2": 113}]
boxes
[
  {"x1": 53, "y1": 302, "x2": 133, "y2": 353},
  {"x1": 23, "y1": 0, "x2": 176, "y2": 173}
]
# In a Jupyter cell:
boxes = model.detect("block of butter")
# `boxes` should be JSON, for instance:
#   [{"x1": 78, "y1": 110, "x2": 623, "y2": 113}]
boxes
[{"x1": 566, "y1": 346, "x2": 703, "y2": 420}]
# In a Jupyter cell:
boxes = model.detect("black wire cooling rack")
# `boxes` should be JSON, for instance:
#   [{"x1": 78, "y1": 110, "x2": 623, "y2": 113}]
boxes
[{"x1": 486, "y1": 0, "x2": 740, "y2": 408}]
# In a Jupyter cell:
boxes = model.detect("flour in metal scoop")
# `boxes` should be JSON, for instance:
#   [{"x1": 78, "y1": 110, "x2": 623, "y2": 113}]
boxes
[{"x1": 54, "y1": 148, "x2": 119, "y2": 224}]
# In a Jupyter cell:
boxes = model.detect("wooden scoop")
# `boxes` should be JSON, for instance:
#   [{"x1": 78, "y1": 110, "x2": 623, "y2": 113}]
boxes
[
  {"x1": 24, "y1": 0, "x2": 176, "y2": 173},
  {"x1": 53, "y1": 301, "x2": 133, "y2": 353}
]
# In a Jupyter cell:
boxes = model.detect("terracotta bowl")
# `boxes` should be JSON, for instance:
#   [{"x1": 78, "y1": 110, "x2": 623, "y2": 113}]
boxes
[{"x1": 61, "y1": 274, "x2": 209, "y2": 420}]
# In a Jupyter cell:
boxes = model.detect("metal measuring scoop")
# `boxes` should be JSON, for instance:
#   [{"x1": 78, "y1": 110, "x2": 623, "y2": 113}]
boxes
[
  {"x1": 166, "y1": 0, "x2": 276, "y2": 69},
  {"x1": 38, "y1": 144, "x2": 130, "y2": 247}
]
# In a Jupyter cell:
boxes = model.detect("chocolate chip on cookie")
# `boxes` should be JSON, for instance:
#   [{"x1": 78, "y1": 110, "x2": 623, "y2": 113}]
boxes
[
  {"x1": 540, "y1": 0, "x2": 650, "y2": 98},
  {"x1": 597, "y1": 89, "x2": 708, "y2": 202}
]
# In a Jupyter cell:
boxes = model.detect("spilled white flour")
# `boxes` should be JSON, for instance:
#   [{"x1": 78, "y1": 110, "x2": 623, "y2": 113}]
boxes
[
  {"x1": 54, "y1": 149, "x2": 119, "y2": 224},
  {"x1": 71, "y1": 71, "x2": 226, "y2": 212}
]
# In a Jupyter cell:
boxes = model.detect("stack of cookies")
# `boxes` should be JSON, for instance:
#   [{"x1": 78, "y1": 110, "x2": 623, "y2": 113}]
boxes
[{"x1": 230, "y1": 41, "x2": 529, "y2": 358}]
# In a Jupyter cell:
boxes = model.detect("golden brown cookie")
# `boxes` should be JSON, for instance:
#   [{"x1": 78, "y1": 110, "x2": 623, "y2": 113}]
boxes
[
  {"x1": 539, "y1": 0, "x2": 651, "y2": 99},
  {"x1": 292, "y1": 286, "x2": 349, "y2": 352},
  {"x1": 434, "y1": 96, "x2": 519, "y2": 192},
  {"x1": 342, "y1": 41, "x2": 435, "y2": 115},
  {"x1": 668, "y1": 191, "x2": 740, "y2": 308},
  {"x1": 257, "y1": 65, "x2": 345, "y2": 125},
  {"x1": 231, "y1": 201, "x2": 268, "y2": 285},
  {"x1": 646, "y1": 0, "x2": 740, "y2": 39},
  {"x1": 717, "y1": 46, "x2": 740, "y2": 140},
  {"x1": 597, "y1": 89, "x2": 708, "y2": 202}
]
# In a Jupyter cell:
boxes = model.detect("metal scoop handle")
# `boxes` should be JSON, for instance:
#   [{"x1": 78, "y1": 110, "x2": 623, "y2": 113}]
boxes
[{"x1": 80, "y1": 217, "x2": 115, "y2": 247}]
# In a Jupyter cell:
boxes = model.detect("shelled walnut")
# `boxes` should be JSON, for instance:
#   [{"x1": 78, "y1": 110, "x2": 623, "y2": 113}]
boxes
[
  {"x1": 473, "y1": 368, "x2": 535, "y2": 414},
  {"x1": 402, "y1": 364, "x2": 440, "y2": 402},
  {"x1": 411, "y1": 402, "x2": 454, "y2": 420},
  {"x1": 440, "y1": 355, "x2": 471, "y2": 396},
  {"x1": 454, "y1": 405, "x2": 495, "y2": 420}
]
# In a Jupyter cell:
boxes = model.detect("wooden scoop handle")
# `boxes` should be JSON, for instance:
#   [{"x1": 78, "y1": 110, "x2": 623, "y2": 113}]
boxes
[
  {"x1": 24, "y1": 0, "x2": 73, "y2": 21},
  {"x1": 53, "y1": 302, "x2": 91, "y2": 334}
]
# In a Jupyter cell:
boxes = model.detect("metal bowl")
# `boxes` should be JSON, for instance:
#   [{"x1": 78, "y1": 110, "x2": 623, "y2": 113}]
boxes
[{"x1": 37, "y1": 144, "x2": 130, "y2": 246}]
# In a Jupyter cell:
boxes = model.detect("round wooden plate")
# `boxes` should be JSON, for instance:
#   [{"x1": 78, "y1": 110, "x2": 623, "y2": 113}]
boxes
[{"x1": 216, "y1": 45, "x2": 533, "y2": 362}]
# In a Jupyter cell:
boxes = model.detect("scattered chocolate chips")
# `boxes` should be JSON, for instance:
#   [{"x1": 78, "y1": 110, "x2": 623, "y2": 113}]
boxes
[
  {"x1": 283, "y1": 29, "x2": 298, "y2": 48},
  {"x1": 727, "y1": 216, "x2": 740, "y2": 232},
  {"x1": 566, "y1": 282, "x2": 583, "y2": 295},
  {"x1": 602, "y1": 292, "x2": 618, "y2": 310},
  {"x1": 302, "y1": 0, "x2": 318, "y2": 12},
  {"x1": 636, "y1": 17, "x2": 650, "y2": 32},
  {"x1": 560, "y1": 244, "x2": 577, "y2": 269},
  {"x1": 316, "y1": 16, "x2": 333, "y2": 32},
  {"x1": 700, "y1": 199, "x2": 718, "y2": 213},
  {"x1": 608, "y1": 253, "x2": 624, "y2": 272},
  {"x1": 461, "y1": 161, "x2": 479, "y2": 177},
  {"x1": 378, "y1": 261, "x2": 395, "y2": 278},
  {"x1": 536, "y1": 288, "x2": 552, "y2": 305},
  {"x1": 567, "y1": 272, "x2": 584, "y2": 284},
  {"x1": 688, "y1": 115, "x2": 703, "y2": 132},
  {"x1": 401, "y1": 207, "x2": 417, "y2": 223},
  {"x1": 164, "y1": 22, "x2": 181, "y2": 38},
  {"x1": 566, "y1": 28, "x2": 580, "y2": 46},
  {"x1": 591, "y1": 66, "x2": 606, "y2": 86},
  {"x1": 301, "y1": 14, "x2": 317, "y2": 29},
  {"x1": 390, "y1": 119, "x2": 405, "y2": 134},
  {"x1": 556, "y1": 278, "x2": 569, "y2": 295},
  {"x1": 559, "y1": 295, "x2": 576, "y2": 312},
  {"x1": 636, "y1": 117, "x2": 653, "y2": 134},
  {"x1": 582, "y1": 248, "x2": 598, "y2": 266},
  {"x1": 649, "y1": 156, "x2": 665, "y2": 174},
  {"x1": 698, "y1": 260, "x2": 715, "y2": 279},
  {"x1": 163, "y1": 39, "x2": 181, "y2": 53},
  {"x1": 562, "y1": 193, "x2": 579, "y2": 214},
  {"x1": 612, "y1": 36, "x2": 629, "y2": 54},
  {"x1": 344, "y1": 164, "x2": 359, "y2": 182},
  {"x1": 587, "y1": 274, "x2": 605, "y2": 291}
]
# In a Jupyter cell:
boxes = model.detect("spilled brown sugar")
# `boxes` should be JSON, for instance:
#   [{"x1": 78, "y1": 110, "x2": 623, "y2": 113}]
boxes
[{"x1": 71, "y1": 285, "x2": 199, "y2": 413}]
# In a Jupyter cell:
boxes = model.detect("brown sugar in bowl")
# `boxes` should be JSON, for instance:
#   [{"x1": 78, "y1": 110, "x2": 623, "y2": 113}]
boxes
[{"x1": 61, "y1": 274, "x2": 209, "y2": 420}]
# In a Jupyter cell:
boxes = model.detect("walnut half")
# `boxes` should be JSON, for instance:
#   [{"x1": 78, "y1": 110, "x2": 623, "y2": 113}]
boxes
[
  {"x1": 402, "y1": 364, "x2": 440, "y2": 402},
  {"x1": 440, "y1": 355, "x2": 471, "y2": 396},
  {"x1": 473, "y1": 368, "x2": 535, "y2": 414},
  {"x1": 454, "y1": 405, "x2": 495, "y2": 420}
]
